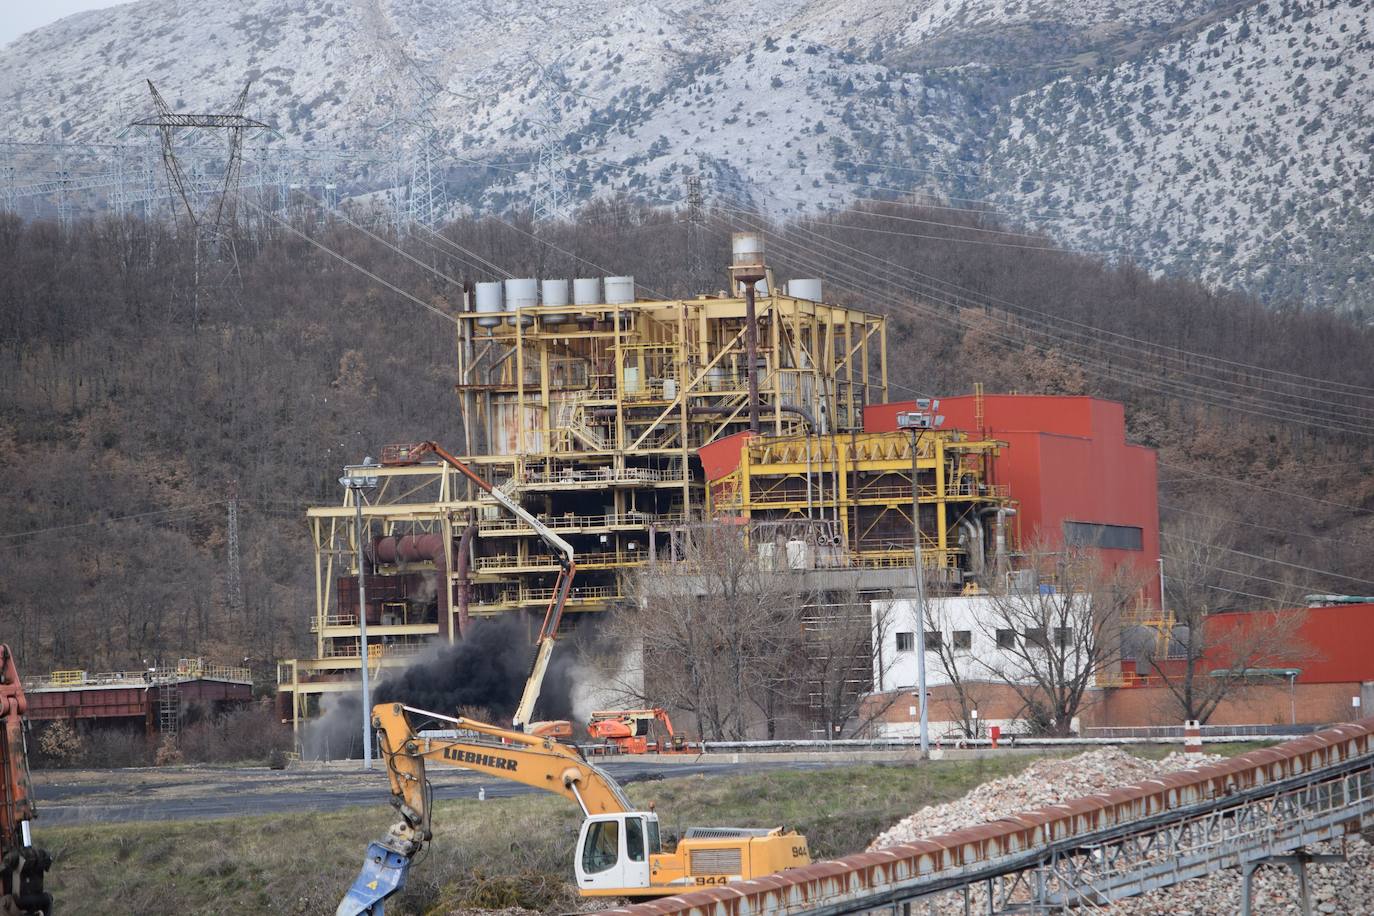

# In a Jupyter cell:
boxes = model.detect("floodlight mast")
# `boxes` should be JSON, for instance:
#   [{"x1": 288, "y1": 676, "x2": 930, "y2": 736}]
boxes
[{"x1": 897, "y1": 402, "x2": 944, "y2": 757}]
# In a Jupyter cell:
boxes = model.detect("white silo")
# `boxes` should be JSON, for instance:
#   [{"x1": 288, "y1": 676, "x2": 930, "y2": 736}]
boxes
[
  {"x1": 542, "y1": 279, "x2": 570, "y2": 324},
  {"x1": 505, "y1": 277, "x2": 537, "y2": 326},
  {"x1": 786, "y1": 278, "x2": 823, "y2": 301},
  {"x1": 475, "y1": 281, "x2": 504, "y2": 328}
]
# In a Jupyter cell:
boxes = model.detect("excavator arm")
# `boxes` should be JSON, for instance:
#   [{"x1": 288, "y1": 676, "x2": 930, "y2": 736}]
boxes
[
  {"x1": 380, "y1": 442, "x2": 576, "y2": 730},
  {"x1": 0, "y1": 645, "x2": 51, "y2": 916},
  {"x1": 338, "y1": 703, "x2": 631, "y2": 915}
]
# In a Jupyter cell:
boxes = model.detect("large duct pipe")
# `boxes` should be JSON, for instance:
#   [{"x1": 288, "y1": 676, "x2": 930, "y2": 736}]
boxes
[
  {"x1": 958, "y1": 518, "x2": 985, "y2": 576},
  {"x1": 979, "y1": 507, "x2": 1017, "y2": 573},
  {"x1": 688, "y1": 403, "x2": 818, "y2": 428},
  {"x1": 368, "y1": 533, "x2": 452, "y2": 640},
  {"x1": 453, "y1": 524, "x2": 477, "y2": 639}
]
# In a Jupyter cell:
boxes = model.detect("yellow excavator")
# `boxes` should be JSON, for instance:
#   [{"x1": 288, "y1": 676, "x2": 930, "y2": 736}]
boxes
[{"x1": 337, "y1": 704, "x2": 810, "y2": 914}]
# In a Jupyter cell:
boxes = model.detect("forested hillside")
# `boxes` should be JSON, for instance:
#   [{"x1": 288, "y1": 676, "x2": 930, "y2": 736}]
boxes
[{"x1": 2, "y1": 199, "x2": 1373, "y2": 681}]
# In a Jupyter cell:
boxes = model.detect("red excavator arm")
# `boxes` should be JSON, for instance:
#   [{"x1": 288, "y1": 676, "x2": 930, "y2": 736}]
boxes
[{"x1": 0, "y1": 645, "x2": 51, "y2": 916}]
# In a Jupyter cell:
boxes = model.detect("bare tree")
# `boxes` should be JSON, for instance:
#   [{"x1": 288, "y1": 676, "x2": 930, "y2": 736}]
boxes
[
  {"x1": 1143, "y1": 517, "x2": 1312, "y2": 723},
  {"x1": 605, "y1": 524, "x2": 801, "y2": 741},
  {"x1": 796, "y1": 582, "x2": 900, "y2": 739},
  {"x1": 922, "y1": 600, "x2": 988, "y2": 739},
  {"x1": 974, "y1": 546, "x2": 1144, "y2": 736}
]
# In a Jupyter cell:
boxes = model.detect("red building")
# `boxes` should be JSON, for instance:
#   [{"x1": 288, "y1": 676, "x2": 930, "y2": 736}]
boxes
[{"x1": 866, "y1": 394, "x2": 1161, "y2": 603}]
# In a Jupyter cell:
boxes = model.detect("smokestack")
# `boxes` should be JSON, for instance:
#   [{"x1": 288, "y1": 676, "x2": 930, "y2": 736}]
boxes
[{"x1": 730, "y1": 233, "x2": 767, "y2": 434}]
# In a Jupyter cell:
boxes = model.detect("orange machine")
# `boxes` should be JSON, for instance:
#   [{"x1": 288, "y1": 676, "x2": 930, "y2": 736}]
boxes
[
  {"x1": 337, "y1": 704, "x2": 808, "y2": 914},
  {"x1": 587, "y1": 708, "x2": 696, "y2": 754},
  {"x1": 0, "y1": 645, "x2": 51, "y2": 916}
]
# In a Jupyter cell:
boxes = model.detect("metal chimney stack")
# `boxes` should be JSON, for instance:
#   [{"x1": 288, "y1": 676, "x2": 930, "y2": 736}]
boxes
[{"x1": 729, "y1": 233, "x2": 767, "y2": 433}]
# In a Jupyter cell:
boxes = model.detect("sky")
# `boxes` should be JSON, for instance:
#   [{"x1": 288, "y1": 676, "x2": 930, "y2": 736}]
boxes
[{"x1": 0, "y1": 0, "x2": 128, "y2": 47}]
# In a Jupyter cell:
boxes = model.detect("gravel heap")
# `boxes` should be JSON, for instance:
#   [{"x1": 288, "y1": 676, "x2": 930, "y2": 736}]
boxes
[
  {"x1": 869, "y1": 748, "x2": 1221, "y2": 850},
  {"x1": 868, "y1": 748, "x2": 1373, "y2": 913}
]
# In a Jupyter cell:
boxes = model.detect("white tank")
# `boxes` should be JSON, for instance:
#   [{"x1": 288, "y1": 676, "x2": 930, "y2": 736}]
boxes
[
  {"x1": 731, "y1": 232, "x2": 764, "y2": 266},
  {"x1": 505, "y1": 277, "x2": 537, "y2": 326},
  {"x1": 573, "y1": 277, "x2": 601, "y2": 305},
  {"x1": 786, "y1": 538, "x2": 813, "y2": 570},
  {"x1": 542, "y1": 279, "x2": 570, "y2": 324},
  {"x1": 475, "y1": 281, "x2": 504, "y2": 327},
  {"x1": 787, "y1": 278, "x2": 823, "y2": 301},
  {"x1": 604, "y1": 276, "x2": 635, "y2": 305}
]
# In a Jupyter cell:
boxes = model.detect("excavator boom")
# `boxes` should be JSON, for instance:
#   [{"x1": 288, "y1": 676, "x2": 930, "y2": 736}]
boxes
[
  {"x1": 0, "y1": 645, "x2": 51, "y2": 916},
  {"x1": 338, "y1": 704, "x2": 808, "y2": 914}
]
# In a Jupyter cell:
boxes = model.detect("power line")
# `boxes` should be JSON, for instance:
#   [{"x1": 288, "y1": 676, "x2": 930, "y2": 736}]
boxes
[
  {"x1": 1168, "y1": 535, "x2": 1374, "y2": 589},
  {"x1": 0, "y1": 501, "x2": 226, "y2": 541},
  {"x1": 711, "y1": 206, "x2": 1374, "y2": 435},
  {"x1": 1160, "y1": 462, "x2": 1374, "y2": 516},
  {"x1": 235, "y1": 194, "x2": 458, "y2": 326}
]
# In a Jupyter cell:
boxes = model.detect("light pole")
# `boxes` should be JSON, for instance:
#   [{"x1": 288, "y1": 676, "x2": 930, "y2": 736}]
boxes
[
  {"x1": 340, "y1": 458, "x2": 380, "y2": 769},
  {"x1": 898, "y1": 403, "x2": 943, "y2": 758}
]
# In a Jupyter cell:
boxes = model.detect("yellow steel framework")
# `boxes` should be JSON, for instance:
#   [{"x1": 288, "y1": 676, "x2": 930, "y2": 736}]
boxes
[
  {"x1": 278, "y1": 281, "x2": 891, "y2": 733},
  {"x1": 708, "y1": 430, "x2": 1011, "y2": 573}
]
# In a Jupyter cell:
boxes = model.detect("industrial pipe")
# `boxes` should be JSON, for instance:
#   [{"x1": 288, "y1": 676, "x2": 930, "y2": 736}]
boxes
[
  {"x1": 368, "y1": 534, "x2": 453, "y2": 640},
  {"x1": 453, "y1": 524, "x2": 477, "y2": 639}
]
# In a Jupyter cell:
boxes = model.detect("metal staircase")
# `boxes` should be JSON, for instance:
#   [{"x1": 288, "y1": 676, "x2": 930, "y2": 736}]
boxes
[{"x1": 157, "y1": 679, "x2": 180, "y2": 736}]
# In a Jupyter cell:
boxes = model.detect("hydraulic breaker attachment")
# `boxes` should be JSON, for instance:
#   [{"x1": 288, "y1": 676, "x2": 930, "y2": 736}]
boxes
[{"x1": 335, "y1": 842, "x2": 411, "y2": 916}]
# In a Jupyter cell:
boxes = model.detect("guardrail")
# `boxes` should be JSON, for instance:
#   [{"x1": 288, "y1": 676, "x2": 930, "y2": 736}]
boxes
[{"x1": 25, "y1": 659, "x2": 252, "y2": 690}]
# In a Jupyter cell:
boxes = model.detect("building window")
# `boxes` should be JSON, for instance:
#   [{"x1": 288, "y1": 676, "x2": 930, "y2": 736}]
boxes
[
  {"x1": 1054, "y1": 626, "x2": 1073, "y2": 648},
  {"x1": 1024, "y1": 627, "x2": 1048, "y2": 648},
  {"x1": 996, "y1": 628, "x2": 1016, "y2": 649},
  {"x1": 896, "y1": 632, "x2": 915, "y2": 652},
  {"x1": 925, "y1": 631, "x2": 942, "y2": 651},
  {"x1": 1063, "y1": 521, "x2": 1144, "y2": 551},
  {"x1": 953, "y1": 630, "x2": 973, "y2": 651}
]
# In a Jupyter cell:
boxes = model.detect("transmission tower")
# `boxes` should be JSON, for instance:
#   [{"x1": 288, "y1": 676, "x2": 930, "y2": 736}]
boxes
[
  {"x1": 130, "y1": 80, "x2": 273, "y2": 236},
  {"x1": 686, "y1": 172, "x2": 705, "y2": 289},
  {"x1": 530, "y1": 61, "x2": 571, "y2": 223},
  {"x1": 227, "y1": 482, "x2": 243, "y2": 613}
]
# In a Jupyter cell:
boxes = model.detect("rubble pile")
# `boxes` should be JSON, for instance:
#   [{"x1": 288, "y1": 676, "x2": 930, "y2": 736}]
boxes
[
  {"x1": 1110, "y1": 836, "x2": 1371, "y2": 914},
  {"x1": 870, "y1": 749, "x2": 1221, "y2": 850},
  {"x1": 869, "y1": 748, "x2": 1372, "y2": 913}
]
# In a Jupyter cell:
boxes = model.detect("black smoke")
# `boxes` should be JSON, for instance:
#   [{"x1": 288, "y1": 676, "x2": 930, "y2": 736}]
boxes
[
  {"x1": 303, "y1": 616, "x2": 575, "y2": 760},
  {"x1": 375, "y1": 615, "x2": 573, "y2": 721}
]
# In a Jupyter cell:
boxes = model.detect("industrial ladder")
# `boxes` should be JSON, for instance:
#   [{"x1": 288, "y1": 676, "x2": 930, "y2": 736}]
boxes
[{"x1": 157, "y1": 680, "x2": 180, "y2": 736}]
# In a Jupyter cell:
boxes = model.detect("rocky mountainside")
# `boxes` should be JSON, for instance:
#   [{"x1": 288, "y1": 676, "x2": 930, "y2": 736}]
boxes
[{"x1": 0, "y1": 0, "x2": 1369, "y2": 311}]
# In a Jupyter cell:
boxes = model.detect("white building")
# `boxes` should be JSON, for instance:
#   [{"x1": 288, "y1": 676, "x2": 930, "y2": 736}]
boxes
[{"x1": 871, "y1": 594, "x2": 1088, "y2": 738}]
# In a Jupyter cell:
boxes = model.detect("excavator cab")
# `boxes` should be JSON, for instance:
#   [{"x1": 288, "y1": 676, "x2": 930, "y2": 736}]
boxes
[{"x1": 574, "y1": 812, "x2": 661, "y2": 894}]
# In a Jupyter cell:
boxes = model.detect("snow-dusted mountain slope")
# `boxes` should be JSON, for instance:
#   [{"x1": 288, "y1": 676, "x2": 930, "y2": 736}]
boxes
[
  {"x1": 0, "y1": 0, "x2": 1368, "y2": 311},
  {"x1": 984, "y1": 0, "x2": 1374, "y2": 310}
]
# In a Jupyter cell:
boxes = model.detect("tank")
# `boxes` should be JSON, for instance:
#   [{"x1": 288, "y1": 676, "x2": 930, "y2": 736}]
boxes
[
  {"x1": 542, "y1": 279, "x2": 570, "y2": 324},
  {"x1": 504, "y1": 278, "x2": 537, "y2": 326},
  {"x1": 730, "y1": 232, "x2": 766, "y2": 282},
  {"x1": 786, "y1": 538, "x2": 813, "y2": 570},
  {"x1": 604, "y1": 276, "x2": 635, "y2": 305},
  {"x1": 573, "y1": 277, "x2": 602, "y2": 305},
  {"x1": 475, "y1": 281, "x2": 504, "y2": 327},
  {"x1": 787, "y1": 278, "x2": 823, "y2": 301}
]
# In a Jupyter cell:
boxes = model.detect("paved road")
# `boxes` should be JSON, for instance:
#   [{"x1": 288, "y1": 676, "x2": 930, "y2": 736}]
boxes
[{"x1": 32, "y1": 759, "x2": 849, "y2": 826}]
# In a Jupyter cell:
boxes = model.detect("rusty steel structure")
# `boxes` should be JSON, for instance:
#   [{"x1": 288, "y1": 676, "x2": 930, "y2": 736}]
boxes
[
  {"x1": 603, "y1": 718, "x2": 1374, "y2": 916},
  {"x1": 277, "y1": 264, "x2": 1018, "y2": 739}
]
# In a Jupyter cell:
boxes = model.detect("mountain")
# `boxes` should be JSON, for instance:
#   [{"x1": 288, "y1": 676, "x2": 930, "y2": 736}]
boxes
[{"x1": 0, "y1": 0, "x2": 1369, "y2": 311}]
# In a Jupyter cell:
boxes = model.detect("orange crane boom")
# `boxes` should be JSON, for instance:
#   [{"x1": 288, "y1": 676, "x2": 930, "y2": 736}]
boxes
[{"x1": 380, "y1": 441, "x2": 576, "y2": 731}]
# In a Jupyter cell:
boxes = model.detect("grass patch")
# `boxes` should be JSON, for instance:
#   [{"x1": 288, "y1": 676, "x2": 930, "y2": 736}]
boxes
[{"x1": 39, "y1": 756, "x2": 1047, "y2": 915}]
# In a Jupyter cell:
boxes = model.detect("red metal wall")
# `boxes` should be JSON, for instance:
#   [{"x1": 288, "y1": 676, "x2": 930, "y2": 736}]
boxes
[
  {"x1": 867, "y1": 394, "x2": 1161, "y2": 602},
  {"x1": 1205, "y1": 603, "x2": 1374, "y2": 684}
]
